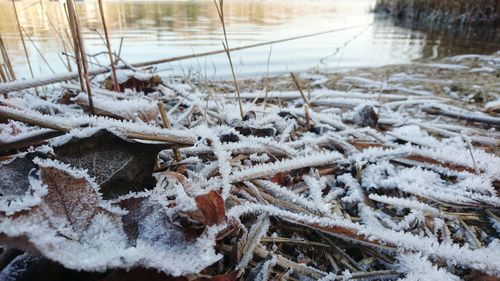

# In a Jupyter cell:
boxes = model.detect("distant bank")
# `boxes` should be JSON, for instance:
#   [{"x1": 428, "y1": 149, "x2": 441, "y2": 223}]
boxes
[{"x1": 374, "y1": 0, "x2": 500, "y2": 32}]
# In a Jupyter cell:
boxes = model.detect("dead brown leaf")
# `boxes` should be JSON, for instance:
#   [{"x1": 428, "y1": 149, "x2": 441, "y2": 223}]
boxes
[{"x1": 195, "y1": 191, "x2": 227, "y2": 226}]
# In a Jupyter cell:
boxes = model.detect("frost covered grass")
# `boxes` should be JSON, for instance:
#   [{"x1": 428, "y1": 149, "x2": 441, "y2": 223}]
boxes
[{"x1": 0, "y1": 52, "x2": 500, "y2": 280}]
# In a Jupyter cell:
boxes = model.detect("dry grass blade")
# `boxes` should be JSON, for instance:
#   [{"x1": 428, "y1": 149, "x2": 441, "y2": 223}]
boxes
[{"x1": 213, "y1": 0, "x2": 244, "y2": 119}]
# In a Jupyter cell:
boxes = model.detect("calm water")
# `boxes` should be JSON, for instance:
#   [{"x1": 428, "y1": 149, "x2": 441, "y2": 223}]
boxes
[{"x1": 0, "y1": 0, "x2": 499, "y2": 79}]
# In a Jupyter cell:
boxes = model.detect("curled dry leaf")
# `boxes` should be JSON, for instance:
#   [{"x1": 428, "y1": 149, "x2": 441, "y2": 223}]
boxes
[
  {"x1": 104, "y1": 70, "x2": 162, "y2": 94},
  {"x1": 195, "y1": 190, "x2": 227, "y2": 226}
]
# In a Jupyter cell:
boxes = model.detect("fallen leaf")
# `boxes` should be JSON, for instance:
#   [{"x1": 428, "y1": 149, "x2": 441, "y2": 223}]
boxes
[
  {"x1": 54, "y1": 130, "x2": 169, "y2": 198},
  {"x1": 195, "y1": 191, "x2": 227, "y2": 226},
  {"x1": 0, "y1": 158, "x2": 221, "y2": 276},
  {"x1": 0, "y1": 153, "x2": 46, "y2": 215}
]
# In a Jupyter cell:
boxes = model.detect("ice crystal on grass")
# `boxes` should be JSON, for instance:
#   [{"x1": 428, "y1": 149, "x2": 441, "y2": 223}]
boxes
[
  {"x1": 397, "y1": 253, "x2": 461, "y2": 281},
  {"x1": 231, "y1": 152, "x2": 343, "y2": 183}
]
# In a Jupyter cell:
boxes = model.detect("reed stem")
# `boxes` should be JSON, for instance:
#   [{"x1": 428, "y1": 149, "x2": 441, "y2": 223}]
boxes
[
  {"x1": 0, "y1": 64, "x2": 6, "y2": 83},
  {"x1": 66, "y1": 0, "x2": 94, "y2": 114},
  {"x1": 158, "y1": 101, "x2": 182, "y2": 162},
  {"x1": 64, "y1": 2, "x2": 84, "y2": 91},
  {"x1": 0, "y1": 34, "x2": 16, "y2": 80},
  {"x1": 98, "y1": 0, "x2": 120, "y2": 92}
]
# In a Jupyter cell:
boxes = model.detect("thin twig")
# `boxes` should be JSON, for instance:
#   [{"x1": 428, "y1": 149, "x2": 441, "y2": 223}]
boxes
[{"x1": 21, "y1": 27, "x2": 56, "y2": 74}]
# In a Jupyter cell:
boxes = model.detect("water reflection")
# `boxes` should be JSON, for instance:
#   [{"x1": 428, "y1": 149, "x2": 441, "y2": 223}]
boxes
[{"x1": 0, "y1": 0, "x2": 498, "y2": 79}]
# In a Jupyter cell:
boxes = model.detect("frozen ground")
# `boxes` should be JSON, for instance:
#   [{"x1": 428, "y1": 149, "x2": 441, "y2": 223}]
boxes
[{"x1": 0, "y1": 52, "x2": 499, "y2": 280}]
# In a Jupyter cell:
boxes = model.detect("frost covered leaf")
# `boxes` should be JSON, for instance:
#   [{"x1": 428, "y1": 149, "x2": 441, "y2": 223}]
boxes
[
  {"x1": 195, "y1": 191, "x2": 227, "y2": 226},
  {"x1": 38, "y1": 162, "x2": 107, "y2": 235},
  {"x1": 117, "y1": 195, "x2": 193, "y2": 249},
  {"x1": 0, "y1": 158, "x2": 123, "y2": 246},
  {"x1": 0, "y1": 153, "x2": 47, "y2": 215},
  {"x1": 53, "y1": 130, "x2": 168, "y2": 198},
  {"x1": 0, "y1": 159, "x2": 221, "y2": 276},
  {"x1": 353, "y1": 105, "x2": 378, "y2": 128}
]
